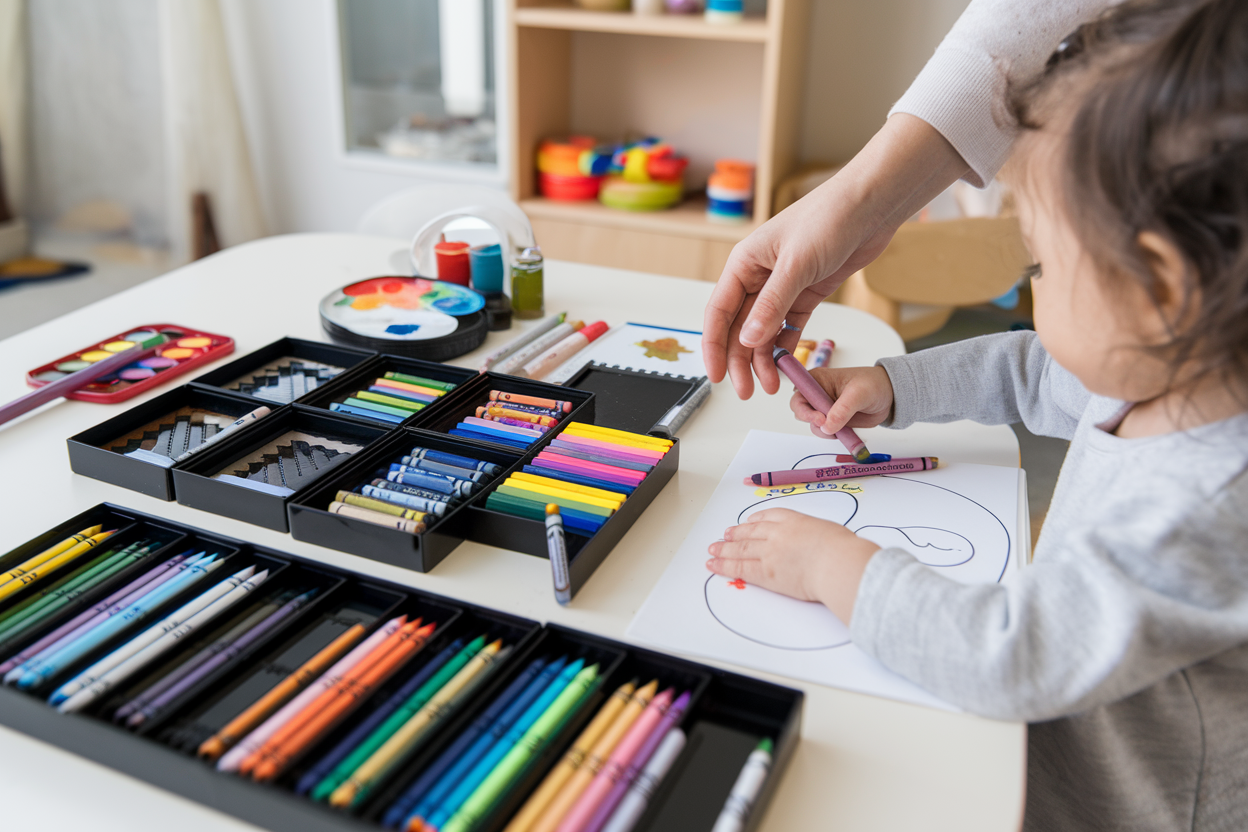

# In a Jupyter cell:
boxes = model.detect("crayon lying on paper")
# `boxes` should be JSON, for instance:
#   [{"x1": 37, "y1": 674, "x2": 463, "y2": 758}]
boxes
[{"x1": 746, "y1": 457, "x2": 939, "y2": 486}]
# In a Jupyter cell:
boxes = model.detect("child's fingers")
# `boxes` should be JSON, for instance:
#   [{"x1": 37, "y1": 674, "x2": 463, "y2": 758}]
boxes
[
  {"x1": 819, "y1": 381, "x2": 880, "y2": 436},
  {"x1": 705, "y1": 554, "x2": 768, "y2": 586}
]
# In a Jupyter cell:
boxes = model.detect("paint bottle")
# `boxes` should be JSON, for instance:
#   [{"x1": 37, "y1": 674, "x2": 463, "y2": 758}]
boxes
[
  {"x1": 434, "y1": 240, "x2": 471, "y2": 286},
  {"x1": 511, "y1": 246, "x2": 545, "y2": 320},
  {"x1": 469, "y1": 243, "x2": 505, "y2": 294}
]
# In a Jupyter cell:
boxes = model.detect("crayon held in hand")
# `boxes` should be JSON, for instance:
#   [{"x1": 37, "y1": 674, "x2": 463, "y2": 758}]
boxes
[
  {"x1": 746, "y1": 457, "x2": 939, "y2": 486},
  {"x1": 772, "y1": 346, "x2": 871, "y2": 461}
]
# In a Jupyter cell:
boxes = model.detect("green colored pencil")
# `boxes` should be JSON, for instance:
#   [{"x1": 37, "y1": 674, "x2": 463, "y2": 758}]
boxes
[
  {"x1": 440, "y1": 663, "x2": 600, "y2": 832},
  {"x1": 311, "y1": 635, "x2": 487, "y2": 802}
]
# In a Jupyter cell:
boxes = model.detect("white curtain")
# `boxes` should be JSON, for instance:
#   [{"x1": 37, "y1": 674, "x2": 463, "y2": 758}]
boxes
[
  {"x1": 0, "y1": 0, "x2": 27, "y2": 215},
  {"x1": 159, "y1": 0, "x2": 267, "y2": 262}
]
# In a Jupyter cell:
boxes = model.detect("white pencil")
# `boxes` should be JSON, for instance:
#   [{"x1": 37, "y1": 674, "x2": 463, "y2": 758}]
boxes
[
  {"x1": 478, "y1": 312, "x2": 566, "y2": 372},
  {"x1": 49, "y1": 565, "x2": 255, "y2": 705},
  {"x1": 175, "y1": 406, "x2": 272, "y2": 462},
  {"x1": 494, "y1": 320, "x2": 581, "y2": 376},
  {"x1": 215, "y1": 614, "x2": 407, "y2": 772},
  {"x1": 57, "y1": 569, "x2": 270, "y2": 713}
]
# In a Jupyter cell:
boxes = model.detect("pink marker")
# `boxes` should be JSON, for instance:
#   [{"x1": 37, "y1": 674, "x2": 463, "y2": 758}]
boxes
[
  {"x1": 747, "y1": 456, "x2": 940, "y2": 486},
  {"x1": 809, "y1": 338, "x2": 835, "y2": 368},
  {"x1": 773, "y1": 346, "x2": 870, "y2": 461},
  {"x1": 557, "y1": 688, "x2": 676, "y2": 832}
]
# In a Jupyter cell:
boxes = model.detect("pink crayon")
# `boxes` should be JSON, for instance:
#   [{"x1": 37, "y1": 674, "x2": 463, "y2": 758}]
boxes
[
  {"x1": 559, "y1": 688, "x2": 676, "y2": 832},
  {"x1": 556, "y1": 434, "x2": 665, "y2": 461},
  {"x1": 746, "y1": 456, "x2": 940, "y2": 486},
  {"x1": 773, "y1": 346, "x2": 870, "y2": 461},
  {"x1": 582, "y1": 690, "x2": 691, "y2": 832},
  {"x1": 537, "y1": 452, "x2": 647, "y2": 483}
]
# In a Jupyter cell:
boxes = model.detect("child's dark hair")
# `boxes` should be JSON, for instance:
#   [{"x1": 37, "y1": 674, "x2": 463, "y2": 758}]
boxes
[{"x1": 1011, "y1": 0, "x2": 1248, "y2": 393}]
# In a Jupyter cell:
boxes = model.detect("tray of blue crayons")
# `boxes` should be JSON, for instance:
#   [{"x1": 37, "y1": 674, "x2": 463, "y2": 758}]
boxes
[{"x1": 0, "y1": 504, "x2": 800, "y2": 832}]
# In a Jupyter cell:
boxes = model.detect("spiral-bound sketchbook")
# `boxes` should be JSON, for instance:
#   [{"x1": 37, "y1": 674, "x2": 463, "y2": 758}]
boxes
[{"x1": 545, "y1": 323, "x2": 707, "y2": 385}]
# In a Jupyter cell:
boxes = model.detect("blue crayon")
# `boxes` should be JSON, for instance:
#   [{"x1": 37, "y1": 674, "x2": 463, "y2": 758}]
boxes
[
  {"x1": 543, "y1": 443, "x2": 654, "y2": 472},
  {"x1": 863, "y1": 453, "x2": 893, "y2": 463},
  {"x1": 296, "y1": 639, "x2": 465, "y2": 797},
  {"x1": 367, "y1": 385, "x2": 437, "y2": 404},
  {"x1": 449, "y1": 428, "x2": 531, "y2": 450},
  {"x1": 330, "y1": 402, "x2": 405, "y2": 424},
  {"x1": 361, "y1": 484, "x2": 450, "y2": 515},
  {"x1": 415, "y1": 659, "x2": 587, "y2": 831},
  {"x1": 520, "y1": 464, "x2": 636, "y2": 495},
  {"x1": 387, "y1": 466, "x2": 478, "y2": 497},
  {"x1": 15, "y1": 555, "x2": 220, "y2": 690},
  {"x1": 367, "y1": 478, "x2": 456, "y2": 507},
  {"x1": 389, "y1": 463, "x2": 483, "y2": 487},
  {"x1": 398, "y1": 457, "x2": 487, "y2": 483},
  {"x1": 408, "y1": 448, "x2": 502, "y2": 477},
  {"x1": 384, "y1": 656, "x2": 561, "y2": 828}
]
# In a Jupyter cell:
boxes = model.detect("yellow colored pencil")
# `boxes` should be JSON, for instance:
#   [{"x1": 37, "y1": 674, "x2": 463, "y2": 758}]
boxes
[
  {"x1": 528, "y1": 680, "x2": 657, "y2": 832},
  {"x1": 0, "y1": 525, "x2": 103, "y2": 586},
  {"x1": 0, "y1": 531, "x2": 114, "y2": 604},
  {"x1": 328, "y1": 639, "x2": 505, "y2": 808},
  {"x1": 561, "y1": 423, "x2": 672, "y2": 450},
  {"x1": 509, "y1": 473, "x2": 627, "y2": 505},
  {"x1": 504, "y1": 679, "x2": 639, "y2": 832}
]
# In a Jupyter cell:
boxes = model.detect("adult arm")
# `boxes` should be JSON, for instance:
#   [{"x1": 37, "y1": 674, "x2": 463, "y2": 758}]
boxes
[{"x1": 703, "y1": 0, "x2": 1118, "y2": 399}]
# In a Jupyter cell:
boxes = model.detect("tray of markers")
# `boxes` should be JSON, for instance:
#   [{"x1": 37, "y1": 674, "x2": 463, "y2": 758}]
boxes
[
  {"x1": 25, "y1": 323, "x2": 235, "y2": 404},
  {"x1": 0, "y1": 504, "x2": 801, "y2": 832}
]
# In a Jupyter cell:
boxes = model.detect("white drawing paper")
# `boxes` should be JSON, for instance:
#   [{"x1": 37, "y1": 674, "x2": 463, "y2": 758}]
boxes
[
  {"x1": 628, "y1": 430, "x2": 1023, "y2": 710},
  {"x1": 546, "y1": 323, "x2": 706, "y2": 384}
]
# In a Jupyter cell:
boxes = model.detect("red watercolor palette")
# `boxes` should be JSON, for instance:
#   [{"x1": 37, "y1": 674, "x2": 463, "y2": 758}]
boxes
[{"x1": 25, "y1": 324, "x2": 234, "y2": 404}]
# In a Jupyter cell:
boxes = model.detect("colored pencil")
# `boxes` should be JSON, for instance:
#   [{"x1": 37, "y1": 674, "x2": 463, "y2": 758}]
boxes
[
  {"x1": 438, "y1": 664, "x2": 601, "y2": 832},
  {"x1": 199, "y1": 623, "x2": 367, "y2": 762},
  {"x1": 505, "y1": 679, "x2": 639, "y2": 832}
]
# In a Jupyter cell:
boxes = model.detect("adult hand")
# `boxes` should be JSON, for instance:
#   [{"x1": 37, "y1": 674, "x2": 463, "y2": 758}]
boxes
[{"x1": 702, "y1": 115, "x2": 970, "y2": 399}]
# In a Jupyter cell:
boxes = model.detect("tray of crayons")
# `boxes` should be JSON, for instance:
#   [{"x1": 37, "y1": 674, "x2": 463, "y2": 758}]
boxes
[
  {"x1": 25, "y1": 323, "x2": 235, "y2": 404},
  {"x1": 0, "y1": 505, "x2": 801, "y2": 832},
  {"x1": 297, "y1": 354, "x2": 476, "y2": 426}
]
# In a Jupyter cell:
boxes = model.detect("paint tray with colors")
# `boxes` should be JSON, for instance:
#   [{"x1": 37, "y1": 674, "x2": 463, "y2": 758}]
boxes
[
  {"x1": 25, "y1": 324, "x2": 234, "y2": 404},
  {"x1": 68, "y1": 386, "x2": 281, "y2": 501},
  {"x1": 299, "y1": 355, "x2": 475, "y2": 426},
  {"x1": 0, "y1": 505, "x2": 800, "y2": 832},
  {"x1": 289, "y1": 430, "x2": 521, "y2": 572}
]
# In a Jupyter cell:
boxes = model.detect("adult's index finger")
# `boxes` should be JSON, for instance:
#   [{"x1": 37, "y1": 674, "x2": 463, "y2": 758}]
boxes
[{"x1": 702, "y1": 275, "x2": 748, "y2": 383}]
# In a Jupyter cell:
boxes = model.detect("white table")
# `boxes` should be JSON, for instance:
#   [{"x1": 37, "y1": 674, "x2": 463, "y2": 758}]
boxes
[{"x1": 0, "y1": 234, "x2": 1025, "y2": 832}]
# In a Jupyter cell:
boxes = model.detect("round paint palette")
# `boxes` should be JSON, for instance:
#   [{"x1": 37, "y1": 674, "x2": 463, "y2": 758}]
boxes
[
  {"x1": 319, "y1": 276, "x2": 489, "y2": 361},
  {"x1": 24, "y1": 324, "x2": 235, "y2": 404}
]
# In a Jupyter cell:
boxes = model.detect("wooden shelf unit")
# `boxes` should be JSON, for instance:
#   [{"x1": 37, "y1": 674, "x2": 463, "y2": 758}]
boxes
[{"x1": 507, "y1": 0, "x2": 810, "y2": 281}]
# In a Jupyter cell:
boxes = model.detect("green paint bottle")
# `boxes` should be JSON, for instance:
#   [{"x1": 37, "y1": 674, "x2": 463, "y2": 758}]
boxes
[{"x1": 511, "y1": 246, "x2": 545, "y2": 320}]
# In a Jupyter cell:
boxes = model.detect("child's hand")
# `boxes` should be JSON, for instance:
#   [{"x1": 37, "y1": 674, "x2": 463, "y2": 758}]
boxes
[
  {"x1": 794, "y1": 366, "x2": 894, "y2": 438},
  {"x1": 706, "y1": 509, "x2": 880, "y2": 623}
]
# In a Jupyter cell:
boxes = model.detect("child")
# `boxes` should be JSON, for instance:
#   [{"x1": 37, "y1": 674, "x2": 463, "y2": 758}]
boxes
[{"x1": 707, "y1": 1, "x2": 1248, "y2": 828}]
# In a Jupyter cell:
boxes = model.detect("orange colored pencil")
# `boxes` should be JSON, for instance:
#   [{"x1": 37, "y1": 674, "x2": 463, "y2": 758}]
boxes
[
  {"x1": 250, "y1": 620, "x2": 435, "y2": 781},
  {"x1": 198, "y1": 623, "x2": 367, "y2": 762},
  {"x1": 240, "y1": 619, "x2": 422, "y2": 777}
]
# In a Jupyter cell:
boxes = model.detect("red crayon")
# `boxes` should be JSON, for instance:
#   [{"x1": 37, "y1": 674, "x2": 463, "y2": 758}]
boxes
[{"x1": 746, "y1": 456, "x2": 940, "y2": 486}]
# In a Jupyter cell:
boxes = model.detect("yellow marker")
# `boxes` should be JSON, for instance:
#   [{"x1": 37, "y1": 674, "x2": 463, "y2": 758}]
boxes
[
  {"x1": 328, "y1": 639, "x2": 505, "y2": 808},
  {"x1": 528, "y1": 680, "x2": 658, "y2": 832},
  {"x1": 504, "y1": 679, "x2": 638, "y2": 832},
  {"x1": 501, "y1": 479, "x2": 622, "y2": 512},
  {"x1": 793, "y1": 339, "x2": 816, "y2": 366},
  {"x1": 0, "y1": 531, "x2": 114, "y2": 603},
  {"x1": 336, "y1": 491, "x2": 427, "y2": 521},
  {"x1": 510, "y1": 472, "x2": 626, "y2": 505},
  {"x1": 0, "y1": 525, "x2": 104, "y2": 585},
  {"x1": 562, "y1": 422, "x2": 672, "y2": 450}
]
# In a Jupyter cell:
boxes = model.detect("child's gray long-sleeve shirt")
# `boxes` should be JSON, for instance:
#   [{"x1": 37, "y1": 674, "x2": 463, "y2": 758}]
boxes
[{"x1": 858, "y1": 331, "x2": 1248, "y2": 831}]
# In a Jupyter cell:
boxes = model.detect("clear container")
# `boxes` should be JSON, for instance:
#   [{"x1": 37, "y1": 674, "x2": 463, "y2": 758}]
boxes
[{"x1": 511, "y1": 247, "x2": 545, "y2": 320}]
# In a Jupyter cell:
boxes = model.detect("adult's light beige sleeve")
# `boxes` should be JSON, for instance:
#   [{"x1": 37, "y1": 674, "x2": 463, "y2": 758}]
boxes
[{"x1": 889, "y1": 0, "x2": 1119, "y2": 186}]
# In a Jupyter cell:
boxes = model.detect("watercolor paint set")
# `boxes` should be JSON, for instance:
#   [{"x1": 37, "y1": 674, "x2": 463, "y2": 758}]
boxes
[
  {"x1": 25, "y1": 324, "x2": 234, "y2": 404},
  {"x1": 0, "y1": 505, "x2": 800, "y2": 832}
]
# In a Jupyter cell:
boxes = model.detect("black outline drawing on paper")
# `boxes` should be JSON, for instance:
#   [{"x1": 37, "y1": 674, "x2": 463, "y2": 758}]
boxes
[{"x1": 705, "y1": 470, "x2": 1011, "y2": 651}]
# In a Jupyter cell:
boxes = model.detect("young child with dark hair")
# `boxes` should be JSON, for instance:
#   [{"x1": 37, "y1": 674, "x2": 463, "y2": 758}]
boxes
[{"x1": 707, "y1": 0, "x2": 1248, "y2": 827}]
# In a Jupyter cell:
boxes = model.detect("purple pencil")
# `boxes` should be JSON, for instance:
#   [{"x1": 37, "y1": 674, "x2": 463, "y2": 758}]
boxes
[
  {"x1": 125, "y1": 588, "x2": 319, "y2": 727},
  {"x1": 0, "y1": 552, "x2": 195, "y2": 678},
  {"x1": 548, "y1": 440, "x2": 656, "y2": 467},
  {"x1": 113, "y1": 599, "x2": 284, "y2": 723},
  {"x1": 582, "y1": 690, "x2": 692, "y2": 832}
]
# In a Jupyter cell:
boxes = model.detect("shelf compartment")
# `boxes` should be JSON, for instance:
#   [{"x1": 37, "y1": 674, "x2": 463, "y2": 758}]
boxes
[{"x1": 514, "y1": 7, "x2": 770, "y2": 42}]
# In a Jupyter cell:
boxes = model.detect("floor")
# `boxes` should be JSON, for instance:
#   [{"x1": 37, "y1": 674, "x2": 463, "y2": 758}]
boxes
[{"x1": 906, "y1": 300, "x2": 1069, "y2": 545}]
